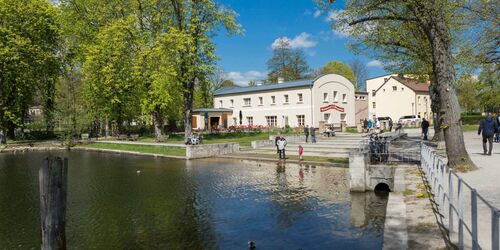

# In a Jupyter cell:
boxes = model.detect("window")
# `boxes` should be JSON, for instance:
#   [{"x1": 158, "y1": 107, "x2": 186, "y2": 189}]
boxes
[
  {"x1": 298, "y1": 93, "x2": 303, "y2": 102},
  {"x1": 324, "y1": 113, "x2": 330, "y2": 122},
  {"x1": 297, "y1": 115, "x2": 305, "y2": 126},
  {"x1": 342, "y1": 94, "x2": 347, "y2": 103},
  {"x1": 266, "y1": 116, "x2": 277, "y2": 127},
  {"x1": 284, "y1": 95, "x2": 289, "y2": 103},
  {"x1": 372, "y1": 102, "x2": 376, "y2": 108},
  {"x1": 372, "y1": 90, "x2": 376, "y2": 96},
  {"x1": 333, "y1": 91, "x2": 338, "y2": 102},
  {"x1": 259, "y1": 97, "x2": 263, "y2": 105},
  {"x1": 230, "y1": 99, "x2": 234, "y2": 107},
  {"x1": 247, "y1": 116, "x2": 253, "y2": 126},
  {"x1": 219, "y1": 100, "x2": 223, "y2": 108},
  {"x1": 392, "y1": 86, "x2": 397, "y2": 91},
  {"x1": 233, "y1": 117, "x2": 237, "y2": 125},
  {"x1": 271, "y1": 96, "x2": 276, "y2": 104},
  {"x1": 244, "y1": 98, "x2": 251, "y2": 106},
  {"x1": 323, "y1": 92, "x2": 328, "y2": 102},
  {"x1": 402, "y1": 87, "x2": 404, "y2": 91}
]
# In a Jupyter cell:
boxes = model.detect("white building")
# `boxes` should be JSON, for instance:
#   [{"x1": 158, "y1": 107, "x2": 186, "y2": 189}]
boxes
[
  {"x1": 366, "y1": 74, "x2": 431, "y2": 121},
  {"x1": 192, "y1": 74, "x2": 357, "y2": 130}
]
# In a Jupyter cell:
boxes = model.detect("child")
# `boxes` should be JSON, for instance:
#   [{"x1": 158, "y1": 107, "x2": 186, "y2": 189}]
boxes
[{"x1": 298, "y1": 145, "x2": 304, "y2": 160}]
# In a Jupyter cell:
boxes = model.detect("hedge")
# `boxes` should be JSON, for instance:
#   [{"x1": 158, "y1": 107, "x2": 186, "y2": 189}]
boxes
[{"x1": 461, "y1": 115, "x2": 484, "y2": 125}]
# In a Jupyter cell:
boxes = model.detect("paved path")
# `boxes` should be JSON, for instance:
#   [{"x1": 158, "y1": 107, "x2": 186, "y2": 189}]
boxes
[
  {"x1": 460, "y1": 131, "x2": 500, "y2": 208},
  {"x1": 98, "y1": 140, "x2": 186, "y2": 148}
]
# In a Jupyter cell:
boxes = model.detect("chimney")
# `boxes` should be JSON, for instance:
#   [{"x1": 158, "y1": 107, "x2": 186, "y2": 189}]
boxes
[{"x1": 277, "y1": 77, "x2": 285, "y2": 83}]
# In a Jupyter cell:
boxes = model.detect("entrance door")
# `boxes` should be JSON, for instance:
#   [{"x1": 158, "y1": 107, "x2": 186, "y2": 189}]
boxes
[
  {"x1": 210, "y1": 117, "x2": 220, "y2": 130},
  {"x1": 191, "y1": 116, "x2": 197, "y2": 129}
]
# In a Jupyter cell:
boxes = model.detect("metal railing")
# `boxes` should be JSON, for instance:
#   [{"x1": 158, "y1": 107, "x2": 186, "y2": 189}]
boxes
[{"x1": 421, "y1": 144, "x2": 500, "y2": 250}]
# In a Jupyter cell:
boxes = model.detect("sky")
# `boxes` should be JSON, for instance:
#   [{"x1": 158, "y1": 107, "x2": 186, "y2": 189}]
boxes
[{"x1": 213, "y1": 0, "x2": 388, "y2": 86}]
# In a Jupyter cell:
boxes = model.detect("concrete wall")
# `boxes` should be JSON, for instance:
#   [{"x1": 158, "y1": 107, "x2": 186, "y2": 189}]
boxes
[
  {"x1": 186, "y1": 143, "x2": 239, "y2": 159},
  {"x1": 349, "y1": 151, "x2": 369, "y2": 192}
]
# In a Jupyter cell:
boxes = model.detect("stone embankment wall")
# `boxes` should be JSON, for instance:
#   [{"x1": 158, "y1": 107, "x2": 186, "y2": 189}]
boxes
[{"x1": 186, "y1": 143, "x2": 240, "y2": 159}]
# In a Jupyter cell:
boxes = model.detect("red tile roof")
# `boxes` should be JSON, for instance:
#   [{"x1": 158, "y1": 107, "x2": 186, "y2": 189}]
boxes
[{"x1": 392, "y1": 76, "x2": 430, "y2": 92}]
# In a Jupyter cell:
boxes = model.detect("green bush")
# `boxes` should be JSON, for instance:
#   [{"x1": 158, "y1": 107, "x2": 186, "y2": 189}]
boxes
[{"x1": 461, "y1": 115, "x2": 484, "y2": 125}]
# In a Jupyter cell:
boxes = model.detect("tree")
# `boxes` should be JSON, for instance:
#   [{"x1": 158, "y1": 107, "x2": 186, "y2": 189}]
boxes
[
  {"x1": 0, "y1": 0, "x2": 61, "y2": 143},
  {"x1": 349, "y1": 59, "x2": 368, "y2": 90},
  {"x1": 320, "y1": 61, "x2": 356, "y2": 87},
  {"x1": 318, "y1": 0, "x2": 477, "y2": 170},
  {"x1": 477, "y1": 65, "x2": 500, "y2": 112},
  {"x1": 456, "y1": 73, "x2": 481, "y2": 113},
  {"x1": 267, "y1": 38, "x2": 309, "y2": 82},
  {"x1": 169, "y1": 0, "x2": 241, "y2": 141}
]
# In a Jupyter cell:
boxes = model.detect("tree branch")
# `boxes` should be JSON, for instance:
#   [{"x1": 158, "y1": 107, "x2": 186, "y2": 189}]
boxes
[{"x1": 349, "y1": 15, "x2": 417, "y2": 26}]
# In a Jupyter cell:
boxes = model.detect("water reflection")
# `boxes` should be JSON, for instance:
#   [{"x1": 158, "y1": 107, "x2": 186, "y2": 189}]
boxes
[{"x1": 0, "y1": 152, "x2": 388, "y2": 249}]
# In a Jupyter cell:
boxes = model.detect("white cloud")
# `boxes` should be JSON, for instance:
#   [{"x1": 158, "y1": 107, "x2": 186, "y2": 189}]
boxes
[
  {"x1": 271, "y1": 32, "x2": 318, "y2": 50},
  {"x1": 367, "y1": 60, "x2": 384, "y2": 67},
  {"x1": 313, "y1": 10, "x2": 322, "y2": 18},
  {"x1": 225, "y1": 70, "x2": 267, "y2": 86},
  {"x1": 325, "y1": 10, "x2": 344, "y2": 22}
]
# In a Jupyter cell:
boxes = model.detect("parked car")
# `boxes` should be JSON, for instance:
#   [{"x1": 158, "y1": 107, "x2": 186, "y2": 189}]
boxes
[{"x1": 398, "y1": 115, "x2": 421, "y2": 125}]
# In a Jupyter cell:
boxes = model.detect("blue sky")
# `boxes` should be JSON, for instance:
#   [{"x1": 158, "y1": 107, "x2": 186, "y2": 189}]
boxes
[{"x1": 213, "y1": 0, "x2": 388, "y2": 86}]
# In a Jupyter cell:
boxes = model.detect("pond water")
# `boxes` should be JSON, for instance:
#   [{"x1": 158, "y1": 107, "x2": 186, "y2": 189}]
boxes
[{"x1": 0, "y1": 151, "x2": 388, "y2": 249}]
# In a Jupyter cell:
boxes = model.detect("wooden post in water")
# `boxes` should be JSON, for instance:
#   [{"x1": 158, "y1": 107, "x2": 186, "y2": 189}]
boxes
[{"x1": 39, "y1": 157, "x2": 68, "y2": 250}]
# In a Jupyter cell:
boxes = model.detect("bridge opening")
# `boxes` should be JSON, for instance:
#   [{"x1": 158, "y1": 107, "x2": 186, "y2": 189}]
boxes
[{"x1": 374, "y1": 183, "x2": 391, "y2": 192}]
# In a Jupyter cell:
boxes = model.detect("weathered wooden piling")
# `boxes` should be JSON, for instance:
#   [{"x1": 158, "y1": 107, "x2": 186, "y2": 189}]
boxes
[{"x1": 39, "y1": 157, "x2": 68, "y2": 250}]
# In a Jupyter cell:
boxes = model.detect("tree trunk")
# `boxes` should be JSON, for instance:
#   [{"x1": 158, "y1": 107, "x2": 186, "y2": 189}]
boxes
[
  {"x1": 428, "y1": 10, "x2": 475, "y2": 171},
  {"x1": 429, "y1": 84, "x2": 444, "y2": 141},
  {"x1": 44, "y1": 78, "x2": 55, "y2": 138},
  {"x1": 184, "y1": 88, "x2": 193, "y2": 142},
  {"x1": 152, "y1": 107, "x2": 164, "y2": 142}
]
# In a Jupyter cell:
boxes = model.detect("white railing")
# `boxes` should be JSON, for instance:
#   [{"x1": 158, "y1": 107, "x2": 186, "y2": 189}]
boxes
[{"x1": 421, "y1": 144, "x2": 500, "y2": 250}]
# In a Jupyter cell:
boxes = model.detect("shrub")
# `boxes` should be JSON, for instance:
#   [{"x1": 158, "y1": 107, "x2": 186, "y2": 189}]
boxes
[{"x1": 461, "y1": 115, "x2": 484, "y2": 125}]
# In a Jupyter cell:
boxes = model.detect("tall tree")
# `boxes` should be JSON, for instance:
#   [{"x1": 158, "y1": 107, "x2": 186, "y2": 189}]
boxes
[
  {"x1": 320, "y1": 60, "x2": 356, "y2": 87},
  {"x1": 169, "y1": 0, "x2": 240, "y2": 141},
  {"x1": 267, "y1": 38, "x2": 309, "y2": 82},
  {"x1": 0, "y1": 0, "x2": 61, "y2": 143},
  {"x1": 349, "y1": 59, "x2": 368, "y2": 90},
  {"x1": 318, "y1": 0, "x2": 477, "y2": 170}
]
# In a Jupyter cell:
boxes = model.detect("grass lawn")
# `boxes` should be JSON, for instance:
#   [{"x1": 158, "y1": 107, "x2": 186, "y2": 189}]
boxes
[
  {"x1": 137, "y1": 132, "x2": 275, "y2": 147},
  {"x1": 462, "y1": 124, "x2": 479, "y2": 132},
  {"x1": 79, "y1": 143, "x2": 186, "y2": 156}
]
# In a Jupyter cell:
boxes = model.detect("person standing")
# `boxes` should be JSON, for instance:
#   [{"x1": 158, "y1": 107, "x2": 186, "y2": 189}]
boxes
[
  {"x1": 375, "y1": 119, "x2": 381, "y2": 132},
  {"x1": 275, "y1": 133, "x2": 281, "y2": 154},
  {"x1": 421, "y1": 118, "x2": 430, "y2": 140},
  {"x1": 496, "y1": 115, "x2": 500, "y2": 143},
  {"x1": 298, "y1": 145, "x2": 304, "y2": 160},
  {"x1": 478, "y1": 113, "x2": 499, "y2": 155},
  {"x1": 363, "y1": 119, "x2": 368, "y2": 133},
  {"x1": 388, "y1": 118, "x2": 393, "y2": 132},
  {"x1": 304, "y1": 125, "x2": 309, "y2": 143},
  {"x1": 367, "y1": 119, "x2": 373, "y2": 132},
  {"x1": 277, "y1": 136, "x2": 287, "y2": 159},
  {"x1": 310, "y1": 126, "x2": 316, "y2": 143}
]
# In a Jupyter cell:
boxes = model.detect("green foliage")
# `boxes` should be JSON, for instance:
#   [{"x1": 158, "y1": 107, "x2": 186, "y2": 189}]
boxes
[
  {"x1": 456, "y1": 73, "x2": 481, "y2": 113},
  {"x1": 0, "y1": 0, "x2": 61, "y2": 139},
  {"x1": 267, "y1": 39, "x2": 309, "y2": 83},
  {"x1": 320, "y1": 61, "x2": 357, "y2": 87},
  {"x1": 461, "y1": 115, "x2": 484, "y2": 125}
]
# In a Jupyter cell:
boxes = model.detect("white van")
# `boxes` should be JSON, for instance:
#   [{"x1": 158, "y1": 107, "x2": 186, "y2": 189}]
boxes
[{"x1": 398, "y1": 115, "x2": 421, "y2": 125}]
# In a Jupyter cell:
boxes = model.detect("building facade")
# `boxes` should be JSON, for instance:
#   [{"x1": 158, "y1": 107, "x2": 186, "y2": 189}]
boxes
[
  {"x1": 371, "y1": 75, "x2": 431, "y2": 121},
  {"x1": 205, "y1": 74, "x2": 356, "y2": 129},
  {"x1": 354, "y1": 92, "x2": 368, "y2": 124}
]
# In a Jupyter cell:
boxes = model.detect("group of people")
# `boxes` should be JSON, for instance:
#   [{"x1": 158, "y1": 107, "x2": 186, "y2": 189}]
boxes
[
  {"x1": 362, "y1": 118, "x2": 394, "y2": 132},
  {"x1": 478, "y1": 113, "x2": 500, "y2": 156},
  {"x1": 303, "y1": 125, "x2": 316, "y2": 143}
]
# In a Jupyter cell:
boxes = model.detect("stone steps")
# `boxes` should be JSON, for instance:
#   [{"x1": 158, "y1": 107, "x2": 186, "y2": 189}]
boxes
[{"x1": 250, "y1": 149, "x2": 350, "y2": 158}]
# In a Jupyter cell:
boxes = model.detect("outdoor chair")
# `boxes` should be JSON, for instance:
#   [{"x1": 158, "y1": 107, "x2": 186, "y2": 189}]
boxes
[
  {"x1": 129, "y1": 134, "x2": 139, "y2": 141},
  {"x1": 118, "y1": 134, "x2": 128, "y2": 140}
]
